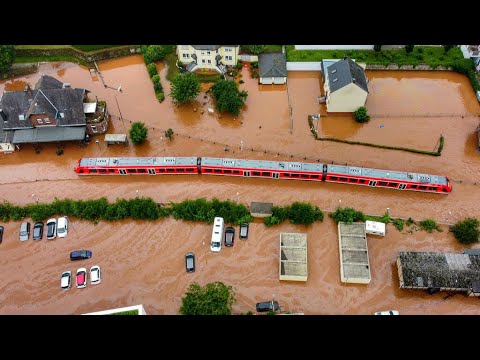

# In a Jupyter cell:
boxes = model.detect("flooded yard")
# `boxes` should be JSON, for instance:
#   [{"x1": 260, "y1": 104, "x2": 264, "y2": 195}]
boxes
[{"x1": 0, "y1": 55, "x2": 480, "y2": 314}]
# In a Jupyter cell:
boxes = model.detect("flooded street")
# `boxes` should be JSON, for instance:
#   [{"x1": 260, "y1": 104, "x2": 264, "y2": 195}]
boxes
[{"x1": 1, "y1": 56, "x2": 480, "y2": 314}]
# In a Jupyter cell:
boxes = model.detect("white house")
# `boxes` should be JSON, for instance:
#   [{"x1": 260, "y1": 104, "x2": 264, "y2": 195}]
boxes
[
  {"x1": 177, "y1": 45, "x2": 240, "y2": 74},
  {"x1": 258, "y1": 53, "x2": 287, "y2": 84},
  {"x1": 323, "y1": 57, "x2": 369, "y2": 113},
  {"x1": 460, "y1": 45, "x2": 480, "y2": 71}
]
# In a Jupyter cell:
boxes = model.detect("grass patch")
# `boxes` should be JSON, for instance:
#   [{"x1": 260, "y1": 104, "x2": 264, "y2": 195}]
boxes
[
  {"x1": 72, "y1": 45, "x2": 118, "y2": 52},
  {"x1": 419, "y1": 219, "x2": 442, "y2": 233},
  {"x1": 286, "y1": 45, "x2": 463, "y2": 68},
  {"x1": 263, "y1": 45, "x2": 283, "y2": 53},
  {"x1": 195, "y1": 73, "x2": 223, "y2": 83},
  {"x1": 165, "y1": 52, "x2": 180, "y2": 82},
  {"x1": 111, "y1": 310, "x2": 139, "y2": 315},
  {"x1": 15, "y1": 55, "x2": 91, "y2": 66},
  {"x1": 393, "y1": 218, "x2": 405, "y2": 231}
]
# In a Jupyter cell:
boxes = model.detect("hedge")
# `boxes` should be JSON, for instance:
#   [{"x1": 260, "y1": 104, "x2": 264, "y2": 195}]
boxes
[{"x1": 264, "y1": 202, "x2": 324, "y2": 227}]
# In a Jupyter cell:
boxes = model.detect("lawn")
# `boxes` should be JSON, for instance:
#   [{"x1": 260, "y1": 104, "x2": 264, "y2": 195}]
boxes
[
  {"x1": 111, "y1": 310, "x2": 139, "y2": 315},
  {"x1": 285, "y1": 45, "x2": 464, "y2": 68}
]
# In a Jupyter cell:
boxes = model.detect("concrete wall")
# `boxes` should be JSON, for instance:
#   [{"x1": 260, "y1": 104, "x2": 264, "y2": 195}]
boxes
[
  {"x1": 83, "y1": 304, "x2": 147, "y2": 315},
  {"x1": 327, "y1": 83, "x2": 368, "y2": 113},
  {"x1": 239, "y1": 54, "x2": 258, "y2": 62},
  {"x1": 295, "y1": 45, "x2": 374, "y2": 50},
  {"x1": 15, "y1": 46, "x2": 141, "y2": 62},
  {"x1": 286, "y1": 62, "x2": 322, "y2": 71}
]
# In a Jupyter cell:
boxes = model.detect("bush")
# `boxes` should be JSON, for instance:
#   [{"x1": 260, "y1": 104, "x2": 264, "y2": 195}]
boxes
[
  {"x1": 393, "y1": 218, "x2": 405, "y2": 231},
  {"x1": 147, "y1": 63, "x2": 158, "y2": 77},
  {"x1": 419, "y1": 219, "x2": 442, "y2": 233},
  {"x1": 56, "y1": 149, "x2": 64, "y2": 156},
  {"x1": 416, "y1": 47, "x2": 424, "y2": 54},
  {"x1": 242, "y1": 45, "x2": 266, "y2": 55},
  {"x1": 406, "y1": 217, "x2": 415, "y2": 226},
  {"x1": 151, "y1": 74, "x2": 160, "y2": 84},
  {"x1": 329, "y1": 207, "x2": 366, "y2": 223},
  {"x1": 405, "y1": 45, "x2": 414, "y2": 53},
  {"x1": 170, "y1": 72, "x2": 201, "y2": 104},
  {"x1": 251, "y1": 61, "x2": 259, "y2": 69},
  {"x1": 353, "y1": 106, "x2": 370, "y2": 123},
  {"x1": 451, "y1": 218, "x2": 480, "y2": 244},
  {"x1": 156, "y1": 92, "x2": 165, "y2": 102},
  {"x1": 373, "y1": 45, "x2": 382, "y2": 52},
  {"x1": 165, "y1": 128, "x2": 174, "y2": 140},
  {"x1": 239, "y1": 80, "x2": 244, "y2": 84},
  {"x1": 129, "y1": 122, "x2": 149, "y2": 145},
  {"x1": 0, "y1": 45, "x2": 15, "y2": 71},
  {"x1": 235, "y1": 62, "x2": 243, "y2": 70},
  {"x1": 211, "y1": 80, "x2": 248, "y2": 116},
  {"x1": 179, "y1": 282, "x2": 236, "y2": 315},
  {"x1": 143, "y1": 45, "x2": 166, "y2": 63},
  {"x1": 287, "y1": 202, "x2": 324, "y2": 225},
  {"x1": 153, "y1": 81, "x2": 163, "y2": 93},
  {"x1": 443, "y1": 45, "x2": 454, "y2": 54}
]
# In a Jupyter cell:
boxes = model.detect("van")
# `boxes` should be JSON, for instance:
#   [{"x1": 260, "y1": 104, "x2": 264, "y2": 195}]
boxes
[{"x1": 210, "y1": 217, "x2": 224, "y2": 252}]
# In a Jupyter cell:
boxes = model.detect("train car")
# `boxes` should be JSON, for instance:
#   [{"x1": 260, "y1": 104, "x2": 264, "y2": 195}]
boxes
[
  {"x1": 74, "y1": 157, "x2": 200, "y2": 175},
  {"x1": 200, "y1": 157, "x2": 325, "y2": 181},
  {"x1": 325, "y1": 164, "x2": 451, "y2": 194}
]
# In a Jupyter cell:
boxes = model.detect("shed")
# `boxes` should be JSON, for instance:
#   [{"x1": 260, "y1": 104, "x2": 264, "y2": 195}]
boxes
[
  {"x1": 365, "y1": 220, "x2": 386, "y2": 237},
  {"x1": 279, "y1": 233, "x2": 308, "y2": 282},
  {"x1": 105, "y1": 133, "x2": 128, "y2": 146},
  {"x1": 250, "y1": 202, "x2": 273, "y2": 218},
  {"x1": 259, "y1": 53, "x2": 287, "y2": 85},
  {"x1": 0, "y1": 143, "x2": 14, "y2": 154}
]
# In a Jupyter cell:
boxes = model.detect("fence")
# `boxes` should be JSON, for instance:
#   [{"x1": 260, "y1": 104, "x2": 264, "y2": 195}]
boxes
[
  {"x1": 286, "y1": 62, "x2": 322, "y2": 71},
  {"x1": 294, "y1": 45, "x2": 374, "y2": 50}
]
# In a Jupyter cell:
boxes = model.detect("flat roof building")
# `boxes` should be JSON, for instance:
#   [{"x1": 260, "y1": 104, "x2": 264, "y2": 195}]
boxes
[
  {"x1": 279, "y1": 233, "x2": 308, "y2": 282},
  {"x1": 338, "y1": 222, "x2": 371, "y2": 284}
]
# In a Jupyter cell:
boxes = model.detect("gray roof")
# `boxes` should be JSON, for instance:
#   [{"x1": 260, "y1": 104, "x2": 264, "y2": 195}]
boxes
[
  {"x1": 327, "y1": 57, "x2": 368, "y2": 93},
  {"x1": 259, "y1": 53, "x2": 287, "y2": 78},
  {"x1": 191, "y1": 45, "x2": 221, "y2": 51},
  {"x1": 79, "y1": 157, "x2": 198, "y2": 167},
  {"x1": 1, "y1": 75, "x2": 87, "y2": 130},
  {"x1": 0, "y1": 126, "x2": 13, "y2": 143},
  {"x1": 12, "y1": 126, "x2": 86, "y2": 144},
  {"x1": 250, "y1": 202, "x2": 273, "y2": 214}
]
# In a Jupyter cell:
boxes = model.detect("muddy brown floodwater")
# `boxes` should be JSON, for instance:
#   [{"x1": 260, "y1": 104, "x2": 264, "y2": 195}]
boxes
[{"x1": 0, "y1": 56, "x2": 480, "y2": 314}]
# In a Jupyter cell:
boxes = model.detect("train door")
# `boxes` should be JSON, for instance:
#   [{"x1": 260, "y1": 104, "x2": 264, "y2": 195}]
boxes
[
  {"x1": 399, "y1": 184, "x2": 407, "y2": 190},
  {"x1": 244, "y1": 171, "x2": 250, "y2": 177},
  {"x1": 368, "y1": 180, "x2": 376, "y2": 187},
  {"x1": 119, "y1": 169, "x2": 127, "y2": 175},
  {"x1": 148, "y1": 169, "x2": 155, "y2": 175},
  {"x1": 273, "y1": 173, "x2": 279, "y2": 179}
]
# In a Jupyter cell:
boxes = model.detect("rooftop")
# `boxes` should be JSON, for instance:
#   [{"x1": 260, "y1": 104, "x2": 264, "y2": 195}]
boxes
[
  {"x1": 259, "y1": 53, "x2": 287, "y2": 78},
  {"x1": 279, "y1": 233, "x2": 308, "y2": 282},
  {"x1": 326, "y1": 57, "x2": 368, "y2": 93},
  {"x1": 250, "y1": 202, "x2": 273, "y2": 216},
  {"x1": 338, "y1": 222, "x2": 371, "y2": 284}
]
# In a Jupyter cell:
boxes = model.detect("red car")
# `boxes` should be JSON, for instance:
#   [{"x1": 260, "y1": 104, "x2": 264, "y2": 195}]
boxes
[{"x1": 76, "y1": 268, "x2": 87, "y2": 289}]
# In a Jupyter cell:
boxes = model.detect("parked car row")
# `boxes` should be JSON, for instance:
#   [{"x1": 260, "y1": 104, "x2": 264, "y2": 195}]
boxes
[
  {"x1": 61, "y1": 266, "x2": 101, "y2": 289},
  {"x1": 19, "y1": 217, "x2": 69, "y2": 241}
]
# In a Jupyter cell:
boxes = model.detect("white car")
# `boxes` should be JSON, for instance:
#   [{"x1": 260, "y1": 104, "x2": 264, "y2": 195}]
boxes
[
  {"x1": 57, "y1": 216, "x2": 69, "y2": 238},
  {"x1": 61, "y1": 271, "x2": 72, "y2": 290},
  {"x1": 90, "y1": 265, "x2": 101, "y2": 285},
  {"x1": 76, "y1": 268, "x2": 87, "y2": 289},
  {"x1": 374, "y1": 310, "x2": 399, "y2": 315},
  {"x1": 46, "y1": 218, "x2": 57, "y2": 240}
]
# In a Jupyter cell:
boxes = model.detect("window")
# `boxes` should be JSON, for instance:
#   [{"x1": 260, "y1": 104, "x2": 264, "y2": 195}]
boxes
[
  {"x1": 176, "y1": 168, "x2": 185, "y2": 173},
  {"x1": 91, "y1": 125, "x2": 98, "y2": 133},
  {"x1": 225, "y1": 55, "x2": 233, "y2": 61},
  {"x1": 127, "y1": 169, "x2": 136, "y2": 173},
  {"x1": 182, "y1": 54, "x2": 190, "y2": 58},
  {"x1": 158, "y1": 168, "x2": 166, "y2": 173},
  {"x1": 89, "y1": 169, "x2": 97, "y2": 173},
  {"x1": 44, "y1": 118, "x2": 49, "y2": 123},
  {"x1": 282, "y1": 173, "x2": 290, "y2": 177},
  {"x1": 214, "y1": 169, "x2": 222, "y2": 173},
  {"x1": 98, "y1": 169, "x2": 107, "y2": 173},
  {"x1": 419, "y1": 186, "x2": 427, "y2": 190},
  {"x1": 137, "y1": 168, "x2": 147, "y2": 173},
  {"x1": 108, "y1": 169, "x2": 115, "y2": 173},
  {"x1": 290, "y1": 173, "x2": 299, "y2": 178},
  {"x1": 388, "y1": 182, "x2": 398, "y2": 187},
  {"x1": 201, "y1": 51, "x2": 206, "y2": 55},
  {"x1": 233, "y1": 170, "x2": 240, "y2": 175},
  {"x1": 252, "y1": 171, "x2": 261, "y2": 176},
  {"x1": 45, "y1": 119, "x2": 51, "y2": 124},
  {"x1": 311, "y1": 175, "x2": 319, "y2": 179},
  {"x1": 428, "y1": 186, "x2": 437, "y2": 191},
  {"x1": 37, "y1": 119, "x2": 43, "y2": 124},
  {"x1": 300, "y1": 174, "x2": 309, "y2": 179},
  {"x1": 330, "y1": 176, "x2": 338, "y2": 181},
  {"x1": 331, "y1": 69, "x2": 337, "y2": 74},
  {"x1": 206, "y1": 51, "x2": 211, "y2": 55},
  {"x1": 339, "y1": 177, "x2": 348, "y2": 182},
  {"x1": 410, "y1": 185, "x2": 418, "y2": 189},
  {"x1": 186, "y1": 168, "x2": 195, "y2": 172},
  {"x1": 166, "y1": 168, "x2": 175, "y2": 173},
  {"x1": 202, "y1": 59, "x2": 206, "y2": 64},
  {"x1": 224, "y1": 169, "x2": 232, "y2": 174},
  {"x1": 224, "y1": 48, "x2": 232, "y2": 52},
  {"x1": 262, "y1": 172, "x2": 271, "y2": 177},
  {"x1": 348, "y1": 178, "x2": 358, "y2": 183},
  {"x1": 181, "y1": 45, "x2": 189, "y2": 50},
  {"x1": 358, "y1": 179, "x2": 366, "y2": 184},
  {"x1": 204, "y1": 168, "x2": 212, "y2": 173},
  {"x1": 378, "y1": 181, "x2": 388, "y2": 186},
  {"x1": 208, "y1": 60, "x2": 211, "y2": 64}
]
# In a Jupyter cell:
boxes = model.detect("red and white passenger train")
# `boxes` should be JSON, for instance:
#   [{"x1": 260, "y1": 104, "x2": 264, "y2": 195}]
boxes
[{"x1": 74, "y1": 156, "x2": 452, "y2": 194}]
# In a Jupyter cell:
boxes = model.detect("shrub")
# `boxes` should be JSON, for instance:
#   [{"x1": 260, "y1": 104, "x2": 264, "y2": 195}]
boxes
[
  {"x1": 0, "y1": 45, "x2": 15, "y2": 71},
  {"x1": 451, "y1": 218, "x2": 480, "y2": 244},
  {"x1": 170, "y1": 72, "x2": 201, "y2": 104},
  {"x1": 56, "y1": 149, "x2": 64, "y2": 156},
  {"x1": 443, "y1": 45, "x2": 454, "y2": 54},
  {"x1": 393, "y1": 218, "x2": 405, "y2": 231},
  {"x1": 156, "y1": 92, "x2": 165, "y2": 102},
  {"x1": 153, "y1": 81, "x2": 163, "y2": 93},
  {"x1": 129, "y1": 122, "x2": 149, "y2": 145},
  {"x1": 165, "y1": 128, "x2": 174, "y2": 140},
  {"x1": 405, "y1": 45, "x2": 414, "y2": 53},
  {"x1": 416, "y1": 47, "x2": 424, "y2": 53},
  {"x1": 329, "y1": 207, "x2": 366, "y2": 223},
  {"x1": 287, "y1": 202, "x2": 324, "y2": 225},
  {"x1": 179, "y1": 282, "x2": 236, "y2": 315},
  {"x1": 239, "y1": 80, "x2": 244, "y2": 84},
  {"x1": 353, "y1": 106, "x2": 370, "y2": 123},
  {"x1": 242, "y1": 45, "x2": 266, "y2": 55},
  {"x1": 235, "y1": 62, "x2": 243, "y2": 70},
  {"x1": 406, "y1": 217, "x2": 415, "y2": 226},
  {"x1": 143, "y1": 45, "x2": 166, "y2": 63},
  {"x1": 151, "y1": 74, "x2": 160, "y2": 84},
  {"x1": 147, "y1": 63, "x2": 158, "y2": 77},
  {"x1": 264, "y1": 216, "x2": 282, "y2": 227},
  {"x1": 211, "y1": 80, "x2": 248, "y2": 116},
  {"x1": 419, "y1": 219, "x2": 442, "y2": 233},
  {"x1": 251, "y1": 61, "x2": 259, "y2": 69}
]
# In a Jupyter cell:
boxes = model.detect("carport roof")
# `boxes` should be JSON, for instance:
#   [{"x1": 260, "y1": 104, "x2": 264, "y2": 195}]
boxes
[{"x1": 12, "y1": 126, "x2": 86, "y2": 144}]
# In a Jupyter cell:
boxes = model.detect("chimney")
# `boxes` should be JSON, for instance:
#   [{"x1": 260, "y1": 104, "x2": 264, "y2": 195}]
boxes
[
  {"x1": 0, "y1": 109, "x2": 6, "y2": 122},
  {"x1": 24, "y1": 85, "x2": 32, "y2": 99}
]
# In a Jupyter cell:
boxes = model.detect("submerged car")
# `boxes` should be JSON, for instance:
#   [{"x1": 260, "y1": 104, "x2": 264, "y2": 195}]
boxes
[
  {"x1": 224, "y1": 227, "x2": 235, "y2": 247},
  {"x1": 70, "y1": 250, "x2": 93, "y2": 261},
  {"x1": 46, "y1": 218, "x2": 57, "y2": 240},
  {"x1": 90, "y1": 266, "x2": 101, "y2": 285},
  {"x1": 76, "y1": 268, "x2": 87, "y2": 289},
  {"x1": 185, "y1": 252, "x2": 195, "y2": 273},
  {"x1": 256, "y1": 301, "x2": 280, "y2": 313},
  {"x1": 57, "y1": 216, "x2": 69, "y2": 238},
  {"x1": 61, "y1": 271, "x2": 72, "y2": 290},
  {"x1": 239, "y1": 223, "x2": 249, "y2": 240},
  {"x1": 374, "y1": 310, "x2": 399, "y2": 315},
  {"x1": 33, "y1": 222, "x2": 44, "y2": 241},
  {"x1": 19, "y1": 221, "x2": 30, "y2": 241}
]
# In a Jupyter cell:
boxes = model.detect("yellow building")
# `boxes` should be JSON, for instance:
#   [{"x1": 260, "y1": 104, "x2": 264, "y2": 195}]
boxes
[
  {"x1": 177, "y1": 45, "x2": 240, "y2": 74},
  {"x1": 323, "y1": 57, "x2": 369, "y2": 113}
]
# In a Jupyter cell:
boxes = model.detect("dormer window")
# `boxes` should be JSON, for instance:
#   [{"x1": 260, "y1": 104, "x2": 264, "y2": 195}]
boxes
[
  {"x1": 45, "y1": 119, "x2": 51, "y2": 124},
  {"x1": 37, "y1": 119, "x2": 43, "y2": 124}
]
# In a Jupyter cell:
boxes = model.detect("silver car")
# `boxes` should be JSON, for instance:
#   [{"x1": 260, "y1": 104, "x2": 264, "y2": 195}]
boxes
[{"x1": 19, "y1": 221, "x2": 30, "y2": 241}]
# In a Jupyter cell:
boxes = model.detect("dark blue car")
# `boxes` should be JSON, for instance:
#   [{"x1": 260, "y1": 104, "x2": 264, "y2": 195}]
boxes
[{"x1": 70, "y1": 250, "x2": 93, "y2": 261}]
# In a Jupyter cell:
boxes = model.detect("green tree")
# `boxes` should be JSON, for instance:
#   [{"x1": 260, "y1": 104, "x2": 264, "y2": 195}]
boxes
[
  {"x1": 329, "y1": 207, "x2": 366, "y2": 223},
  {"x1": 0, "y1": 45, "x2": 15, "y2": 71},
  {"x1": 242, "y1": 45, "x2": 266, "y2": 55},
  {"x1": 373, "y1": 45, "x2": 382, "y2": 52},
  {"x1": 451, "y1": 218, "x2": 480, "y2": 244},
  {"x1": 353, "y1": 106, "x2": 370, "y2": 123},
  {"x1": 142, "y1": 45, "x2": 166, "y2": 63},
  {"x1": 179, "y1": 282, "x2": 236, "y2": 315},
  {"x1": 170, "y1": 72, "x2": 201, "y2": 104},
  {"x1": 211, "y1": 80, "x2": 248, "y2": 116},
  {"x1": 405, "y1": 45, "x2": 415, "y2": 54},
  {"x1": 165, "y1": 128, "x2": 174, "y2": 140},
  {"x1": 443, "y1": 45, "x2": 455, "y2": 54},
  {"x1": 129, "y1": 122, "x2": 149, "y2": 145}
]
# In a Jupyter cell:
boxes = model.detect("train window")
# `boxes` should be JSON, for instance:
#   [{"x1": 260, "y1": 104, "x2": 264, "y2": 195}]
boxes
[
  {"x1": 419, "y1": 186, "x2": 427, "y2": 190},
  {"x1": 176, "y1": 168, "x2": 185, "y2": 173},
  {"x1": 89, "y1": 169, "x2": 97, "y2": 173},
  {"x1": 358, "y1": 179, "x2": 366, "y2": 184},
  {"x1": 108, "y1": 169, "x2": 115, "y2": 173},
  {"x1": 166, "y1": 168, "x2": 175, "y2": 173},
  {"x1": 330, "y1": 176, "x2": 338, "y2": 181},
  {"x1": 224, "y1": 170, "x2": 232, "y2": 174},
  {"x1": 137, "y1": 169, "x2": 147, "y2": 173},
  {"x1": 442, "y1": 188, "x2": 448, "y2": 192},
  {"x1": 214, "y1": 169, "x2": 222, "y2": 173},
  {"x1": 387, "y1": 182, "x2": 398, "y2": 187},
  {"x1": 348, "y1": 178, "x2": 358, "y2": 183},
  {"x1": 300, "y1": 174, "x2": 309, "y2": 179},
  {"x1": 262, "y1": 172, "x2": 271, "y2": 177},
  {"x1": 311, "y1": 175, "x2": 319, "y2": 179},
  {"x1": 290, "y1": 173, "x2": 299, "y2": 178},
  {"x1": 204, "y1": 168, "x2": 212, "y2": 173},
  {"x1": 410, "y1": 185, "x2": 418, "y2": 189},
  {"x1": 127, "y1": 169, "x2": 136, "y2": 173},
  {"x1": 428, "y1": 187, "x2": 437, "y2": 191},
  {"x1": 78, "y1": 169, "x2": 84, "y2": 173},
  {"x1": 158, "y1": 168, "x2": 165, "y2": 173},
  {"x1": 339, "y1": 177, "x2": 348, "y2": 182},
  {"x1": 186, "y1": 168, "x2": 195, "y2": 172},
  {"x1": 378, "y1": 181, "x2": 388, "y2": 186},
  {"x1": 282, "y1": 173, "x2": 290, "y2": 177},
  {"x1": 98, "y1": 169, "x2": 107, "y2": 173},
  {"x1": 252, "y1": 171, "x2": 261, "y2": 176},
  {"x1": 233, "y1": 170, "x2": 240, "y2": 175}
]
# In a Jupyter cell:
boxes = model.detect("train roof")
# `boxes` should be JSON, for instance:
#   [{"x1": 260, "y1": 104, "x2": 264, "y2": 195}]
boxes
[
  {"x1": 327, "y1": 164, "x2": 448, "y2": 185},
  {"x1": 78, "y1": 157, "x2": 198, "y2": 167},
  {"x1": 200, "y1": 157, "x2": 324, "y2": 172}
]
